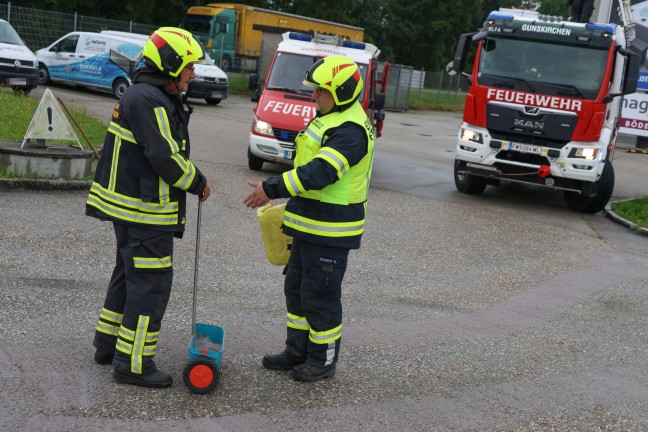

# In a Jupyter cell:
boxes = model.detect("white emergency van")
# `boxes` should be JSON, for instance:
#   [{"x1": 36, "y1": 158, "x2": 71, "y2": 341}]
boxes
[
  {"x1": 0, "y1": 19, "x2": 39, "y2": 94},
  {"x1": 35, "y1": 31, "x2": 145, "y2": 99}
]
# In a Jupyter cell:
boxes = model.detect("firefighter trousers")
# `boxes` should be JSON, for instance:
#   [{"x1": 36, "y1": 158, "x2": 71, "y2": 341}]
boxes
[
  {"x1": 93, "y1": 222, "x2": 174, "y2": 375},
  {"x1": 283, "y1": 238, "x2": 349, "y2": 367}
]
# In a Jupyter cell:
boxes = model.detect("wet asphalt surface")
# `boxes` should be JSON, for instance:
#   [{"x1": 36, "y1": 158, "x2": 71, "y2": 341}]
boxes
[{"x1": 1, "y1": 86, "x2": 648, "y2": 431}]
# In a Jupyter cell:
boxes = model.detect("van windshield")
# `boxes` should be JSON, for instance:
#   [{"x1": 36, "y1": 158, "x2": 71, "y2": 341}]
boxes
[
  {"x1": 267, "y1": 52, "x2": 367, "y2": 102},
  {"x1": 0, "y1": 21, "x2": 25, "y2": 45}
]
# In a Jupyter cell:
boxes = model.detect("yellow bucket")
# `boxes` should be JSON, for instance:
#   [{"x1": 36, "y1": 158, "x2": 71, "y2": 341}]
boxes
[{"x1": 257, "y1": 203, "x2": 293, "y2": 266}]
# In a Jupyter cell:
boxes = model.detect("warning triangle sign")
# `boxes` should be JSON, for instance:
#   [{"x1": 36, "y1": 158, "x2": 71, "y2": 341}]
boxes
[{"x1": 21, "y1": 88, "x2": 82, "y2": 150}]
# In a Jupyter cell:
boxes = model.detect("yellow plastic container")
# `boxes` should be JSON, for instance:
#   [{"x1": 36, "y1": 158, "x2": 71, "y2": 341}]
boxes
[{"x1": 257, "y1": 203, "x2": 293, "y2": 266}]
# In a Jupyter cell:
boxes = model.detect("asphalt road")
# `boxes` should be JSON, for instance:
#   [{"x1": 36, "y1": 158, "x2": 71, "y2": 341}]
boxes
[{"x1": 1, "y1": 85, "x2": 648, "y2": 431}]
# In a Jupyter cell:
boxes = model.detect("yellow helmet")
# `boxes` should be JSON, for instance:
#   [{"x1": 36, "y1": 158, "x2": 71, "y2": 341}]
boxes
[
  {"x1": 142, "y1": 27, "x2": 205, "y2": 78},
  {"x1": 303, "y1": 56, "x2": 363, "y2": 106}
]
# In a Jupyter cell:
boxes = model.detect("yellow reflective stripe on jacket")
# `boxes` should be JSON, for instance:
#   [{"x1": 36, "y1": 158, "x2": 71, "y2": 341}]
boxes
[
  {"x1": 315, "y1": 147, "x2": 349, "y2": 179},
  {"x1": 309, "y1": 324, "x2": 342, "y2": 344},
  {"x1": 284, "y1": 210, "x2": 364, "y2": 237},
  {"x1": 133, "y1": 255, "x2": 172, "y2": 270},
  {"x1": 108, "y1": 136, "x2": 121, "y2": 191},
  {"x1": 107, "y1": 121, "x2": 136, "y2": 143},
  {"x1": 87, "y1": 183, "x2": 179, "y2": 225},
  {"x1": 286, "y1": 312, "x2": 309, "y2": 330},
  {"x1": 154, "y1": 107, "x2": 180, "y2": 153},
  {"x1": 282, "y1": 169, "x2": 306, "y2": 196},
  {"x1": 170, "y1": 154, "x2": 197, "y2": 190}
]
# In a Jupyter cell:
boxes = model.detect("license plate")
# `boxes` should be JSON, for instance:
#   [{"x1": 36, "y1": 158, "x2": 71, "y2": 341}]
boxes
[
  {"x1": 210, "y1": 92, "x2": 222, "y2": 98},
  {"x1": 284, "y1": 150, "x2": 294, "y2": 159},
  {"x1": 506, "y1": 141, "x2": 541, "y2": 155},
  {"x1": 9, "y1": 78, "x2": 26, "y2": 85}
]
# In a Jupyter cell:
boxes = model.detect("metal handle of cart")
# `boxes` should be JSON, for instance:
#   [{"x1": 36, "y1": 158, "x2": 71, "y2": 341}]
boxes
[{"x1": 191, "y1": 198, "x2": 202, "y2": 337}]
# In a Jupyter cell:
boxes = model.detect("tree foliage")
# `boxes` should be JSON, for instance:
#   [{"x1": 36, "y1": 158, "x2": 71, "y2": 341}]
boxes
[{"x1": 12, "y1": 0, "x2": 575, "y2": 70}]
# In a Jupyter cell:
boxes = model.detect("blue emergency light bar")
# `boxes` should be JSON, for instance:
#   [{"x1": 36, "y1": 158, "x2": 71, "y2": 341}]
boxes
[
  {"x1": 343, "y1": 41, "x2": 366, "y2": 50},
  {"x1": 585, "y1": 23, "x2": 616, "y2": 33},
  {"x1": 487, "y1": 12, "x2": 514, "y2": 21},
  {"x1": 289, "y1": 32, "x2": 313, "y2": 41}
]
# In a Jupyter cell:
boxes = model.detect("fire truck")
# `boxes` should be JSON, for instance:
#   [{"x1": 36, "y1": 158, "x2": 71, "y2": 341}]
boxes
[
  {"x1": 247, "y1": 32, "x2": 389, "y2": 171},
  {"x1": 451, "y1": 7, "x2": 640, "y2": 213}
]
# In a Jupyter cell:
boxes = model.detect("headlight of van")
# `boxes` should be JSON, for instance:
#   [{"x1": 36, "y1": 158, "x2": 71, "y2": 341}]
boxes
[
  {"x1": 254, "y1": 119, "x2": 274, "y2": 136},
  {"x1": 192, "y1": 75, "x2": 206, "y2": 82}
]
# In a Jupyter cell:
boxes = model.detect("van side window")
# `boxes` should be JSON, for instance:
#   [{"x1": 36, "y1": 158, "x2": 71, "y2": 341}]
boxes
[{"x1": 56, "y1": 35, "x2": 79, "y2": 53}]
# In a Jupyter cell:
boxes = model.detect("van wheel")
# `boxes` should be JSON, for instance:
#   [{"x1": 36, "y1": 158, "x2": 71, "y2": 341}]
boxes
[
  {"x1": 38, "y1": 64, "x2": 50, "y2": 85},
  {"x1": 112, "y1": 78, "x2": 129, "y2": 99},
  {"x1": 206, "y1": 98, "x2": 221, "y2": 105},
  {"x1": 563, "y1": 159, "x2": 615, "y2": 214},
  {"x1": 248, "y1": 147, "x2": 264, "y2": 171},
  {"x1": 454, "y1": 160, "x2": 487, "y2": 194}
]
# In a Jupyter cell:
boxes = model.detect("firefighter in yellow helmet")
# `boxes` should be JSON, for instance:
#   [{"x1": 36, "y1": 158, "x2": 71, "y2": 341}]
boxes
[
  {"x1": 244, "y1": 55, "x2": 375, "y2": 381},
  {"x1": 86, "y1": 27, "x2": 211, "y2": 388}
]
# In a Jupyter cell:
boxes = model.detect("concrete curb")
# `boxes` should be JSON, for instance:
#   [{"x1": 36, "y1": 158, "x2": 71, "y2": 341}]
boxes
[
  {"x1": 604, "y1": 200, "x2": 648, "y2": 237},
  {"x1": 0, "y1": 178, "x2": 91, "y2": 190}
]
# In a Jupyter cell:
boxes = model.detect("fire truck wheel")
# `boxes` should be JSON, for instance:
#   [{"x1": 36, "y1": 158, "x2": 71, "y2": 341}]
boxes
[
  {"x1": 563, "y1": 159, "x2": 615, "y2": 214},
  {"x1": 248, "y1": 147, "x2": 264, "y2": 171},
  {"x1": 454, "y1": 160, "x2": 487, "y2": 195}
]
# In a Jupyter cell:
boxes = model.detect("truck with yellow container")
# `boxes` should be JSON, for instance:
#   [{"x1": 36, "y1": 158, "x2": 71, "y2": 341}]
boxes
[{"x1": 179, "y1": 3, "x2": 364, "y2": 71}]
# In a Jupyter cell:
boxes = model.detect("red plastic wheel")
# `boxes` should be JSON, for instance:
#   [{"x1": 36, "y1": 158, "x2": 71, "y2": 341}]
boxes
[{"x1": 183, "y1": 358, "x2": 220, "y2": 394}]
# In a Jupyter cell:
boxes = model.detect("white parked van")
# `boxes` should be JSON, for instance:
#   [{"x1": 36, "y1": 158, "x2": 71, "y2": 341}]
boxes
[
  {"x1": 100, "y1": 30, "x2": 228, "y2": 105},
  {"x1": 35, "y1": 31, "x2": 145, "y2": 99},
  {"x1": 0, "y1": 19, "x2": 39, "y2": 94}
]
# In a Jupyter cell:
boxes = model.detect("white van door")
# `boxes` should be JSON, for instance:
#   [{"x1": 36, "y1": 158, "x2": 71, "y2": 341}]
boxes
[{"x1": 41, "y1": 33, "x2": 81, "y2": 82}]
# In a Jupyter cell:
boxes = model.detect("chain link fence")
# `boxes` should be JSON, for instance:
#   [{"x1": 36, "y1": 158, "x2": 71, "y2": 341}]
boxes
[{"x1": 1, "y1": 2, "x2": 156, "y2": 52}]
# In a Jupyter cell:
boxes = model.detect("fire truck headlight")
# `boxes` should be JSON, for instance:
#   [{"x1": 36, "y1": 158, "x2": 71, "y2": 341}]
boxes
[
  {"x1": 569, "y1": 148, "x2": 598, "y2": 160},
  {"x1": 254, "y1": 119, "x2": 274, "y2": 136},
  {"x1": 461, "y1": 128, "x2": 483, "y2": 144}
]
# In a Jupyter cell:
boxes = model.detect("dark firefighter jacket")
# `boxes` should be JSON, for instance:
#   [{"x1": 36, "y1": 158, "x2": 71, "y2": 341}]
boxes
[{"x1": 86, "y1": 70, "x2": 207, "y2": 236}]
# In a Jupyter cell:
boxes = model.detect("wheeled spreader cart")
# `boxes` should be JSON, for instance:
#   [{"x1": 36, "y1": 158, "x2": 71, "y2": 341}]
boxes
[{"x1": 182, "y1": 199, "x2": 225, "y2": 394}]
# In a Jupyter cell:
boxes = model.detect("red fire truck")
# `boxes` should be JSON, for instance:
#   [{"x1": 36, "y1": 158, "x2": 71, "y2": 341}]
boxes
[
  {"x1": 247, "y1": 32, "x2": 388, "y2": 171},
  {"x1": 451, "y1": 8, "x2": 640, "y2": 213}
]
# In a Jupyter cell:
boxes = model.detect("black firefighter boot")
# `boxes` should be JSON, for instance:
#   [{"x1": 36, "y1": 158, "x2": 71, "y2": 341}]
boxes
[
  {"x1": 112, "y1": 352, "x2": 172, "y2": 388},
  {"x1": 262, "y1": 328, "x2": 308, "y2": 370}
]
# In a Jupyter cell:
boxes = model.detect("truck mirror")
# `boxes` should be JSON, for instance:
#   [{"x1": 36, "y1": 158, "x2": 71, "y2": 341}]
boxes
[
  {"x1": 373, "y1": 92, "x2": 385, "y2": 110},
  {"x1": 602, "y1": 47, "x2": 641, "y2": 103},
  {"x1": 220, "y1": 22, "x2": 227, "y2": 34},
  {"x1": 620, "y1": 48, "x2": 640, "y2": 96},
  {"x1": 452, "y1": 32, "x2": 475, "y2": 75},
  {"x1": 446, "y1": 61, "x2": 456, "y2": 76}
]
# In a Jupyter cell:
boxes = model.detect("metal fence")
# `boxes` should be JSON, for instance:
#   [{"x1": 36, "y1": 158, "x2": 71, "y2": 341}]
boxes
[{"x1": 0, "y1": 2, "x2": 156, "y2": 52}]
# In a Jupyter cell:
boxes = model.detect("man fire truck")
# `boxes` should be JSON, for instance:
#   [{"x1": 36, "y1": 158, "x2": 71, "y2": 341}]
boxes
[
  {"x1": 451, "y1": 5, "x2": 640, "y2": 213},
  {"x1": 247, "y1": 32, "x2": 388, "y2": 171}
]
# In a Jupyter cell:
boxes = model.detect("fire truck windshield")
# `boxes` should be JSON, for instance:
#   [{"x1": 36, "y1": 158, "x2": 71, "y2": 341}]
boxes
[
  {"x1": 267, "y1": 52, "x2": 368, "y2": 102},
  {"x1": 477, "y1": 36, "x2": 608, "y2": 100}
]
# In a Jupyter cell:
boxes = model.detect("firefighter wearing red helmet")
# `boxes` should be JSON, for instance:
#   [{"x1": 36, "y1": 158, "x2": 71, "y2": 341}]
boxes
[
  {"x1": 87, "y1": 27, "x2": 211, "y2": 388},
  {"x1": 244, "y1": 55, "x2": 375, "y2": 381}
]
